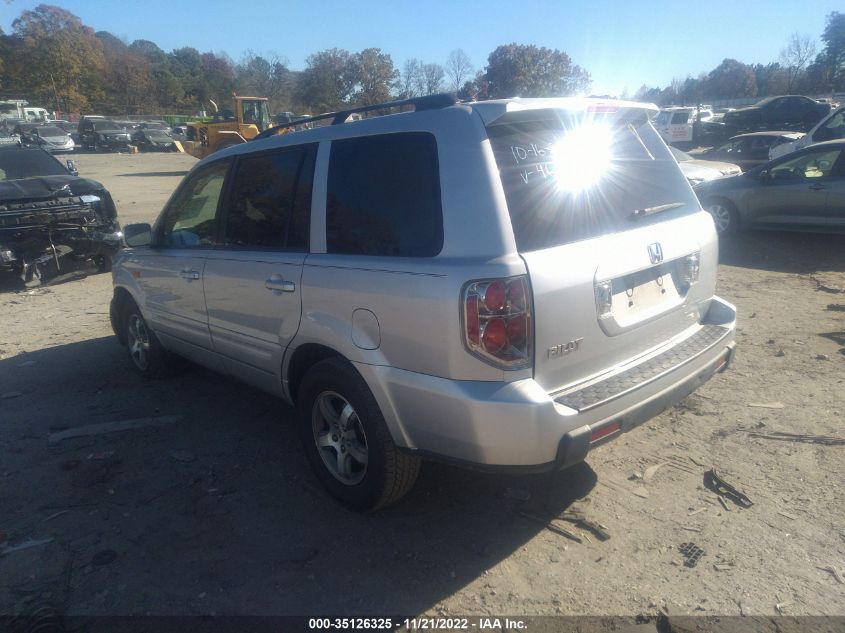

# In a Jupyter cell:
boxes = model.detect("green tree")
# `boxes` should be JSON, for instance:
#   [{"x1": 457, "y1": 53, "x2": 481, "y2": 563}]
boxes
[
  {"x1": 234, "y1": 52, "x2": 290, "y2": 112},
  {"x1": 820, "y1": 11, "x2": 845, "y2": 90},
  {"x1": 704, "y1": 58, "x2": 757, "y2": 99},
  {"x1": 297, "y1": 48, "x2": 356, "y2": 112},
  {"x1": 352, "y1": 48, "x2": 398, "y2": 106},
  {"x1": 484, "y1": 44, "x2": 591, "y2": 98}
]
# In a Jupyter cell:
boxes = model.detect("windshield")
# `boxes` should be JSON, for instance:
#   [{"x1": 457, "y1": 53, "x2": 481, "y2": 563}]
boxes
[
  {"x1": 36, "y1": 127, "x2": 65, "y2": 136},
  {"x1": 241, "y1": 99, "x2": 271, "y2": 131},
  {"x1": 93, "y1": 121, "x2": 122, "y2": 131},
  {"x1": 0, "y1": 149, "x2": 68, "y2": 179},
  {"x1": 487, "y1": 109, "x2": 698, "y2": 251}
]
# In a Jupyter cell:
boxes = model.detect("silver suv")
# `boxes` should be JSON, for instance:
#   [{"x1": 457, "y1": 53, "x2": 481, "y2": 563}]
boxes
[{"x1": 112, "y1": 95, "x2": 736, "y2": 510}]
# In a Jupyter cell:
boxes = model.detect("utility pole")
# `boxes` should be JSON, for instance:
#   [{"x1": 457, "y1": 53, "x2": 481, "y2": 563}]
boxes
[{"x1": 48, "y1": 73, "x2": 61, "y2": 119}]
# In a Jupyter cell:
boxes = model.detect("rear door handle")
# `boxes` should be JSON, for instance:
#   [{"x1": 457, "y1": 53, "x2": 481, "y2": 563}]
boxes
[
  {"x1": 180, "y1": 269, "x2": 200, "y2": 280},
  {"x1": 808, "y1": 183, "x2": 827, "y2": 190},
  {"x1": 265, "y1": 275, "x2": 296, "y2": 294}
]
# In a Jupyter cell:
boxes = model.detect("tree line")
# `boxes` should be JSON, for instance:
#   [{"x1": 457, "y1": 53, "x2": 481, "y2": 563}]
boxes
[
  {"x1": 1, "y1": 5, "x2": 843, "y2": 118},
  {"x1": 635, "y1": 12, "x2": 845, "y2": 105},
  {"x1": 0, "y1": 5, "x2": 589, "y2": 117}
]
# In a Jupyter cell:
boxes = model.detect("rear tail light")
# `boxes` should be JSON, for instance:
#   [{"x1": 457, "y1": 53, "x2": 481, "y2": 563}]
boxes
[
  {"x1": 462, "y1": 275, "x2": 533, "y2": 369},
  {"x1": 595, "y1": 280, "x2": 613, "y2": 318},
  {"x1": 681, "y1": 252, "x2": 700, "y2": 285}
]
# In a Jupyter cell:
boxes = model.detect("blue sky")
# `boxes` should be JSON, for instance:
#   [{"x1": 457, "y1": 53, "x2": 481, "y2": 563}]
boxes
[{"x1": 1, "y1": 0, "x2": 841, "y2": 95}]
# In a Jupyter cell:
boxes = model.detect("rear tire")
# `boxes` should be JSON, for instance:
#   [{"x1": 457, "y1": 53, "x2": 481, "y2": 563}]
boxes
[
  {"x1": 296, "y1": 357, "x2": 420, "y2": 511},
  {"x1": 705, "y1": 199, "x2": 739, "y2": 235}
]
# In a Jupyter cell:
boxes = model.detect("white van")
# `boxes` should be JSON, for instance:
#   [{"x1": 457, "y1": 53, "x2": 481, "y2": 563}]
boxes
[{"x1": 653, "y1": 107, "x2": 714, "y2": 146}]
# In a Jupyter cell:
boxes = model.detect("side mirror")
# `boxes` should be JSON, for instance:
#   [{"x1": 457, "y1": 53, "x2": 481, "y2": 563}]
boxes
[
  {"x1": 65, "y1": 159, "x2": 78, "y2": 176},
  {"x1": 124, "y1": 223, "x2": 153, "y2": 247},
  {"x1": 758, "y1": 169, "x2": 770, "y2": 182}
]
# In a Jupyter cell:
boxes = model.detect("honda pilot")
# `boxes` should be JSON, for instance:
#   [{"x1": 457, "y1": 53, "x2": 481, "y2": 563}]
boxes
[{"x1": 111, "y1": 95, "x2": 736, "y2": 510}]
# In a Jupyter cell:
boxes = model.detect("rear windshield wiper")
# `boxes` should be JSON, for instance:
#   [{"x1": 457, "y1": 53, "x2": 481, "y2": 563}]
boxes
[{"x1": 629, "y1": 202, "x2": 685, "y2": 220}]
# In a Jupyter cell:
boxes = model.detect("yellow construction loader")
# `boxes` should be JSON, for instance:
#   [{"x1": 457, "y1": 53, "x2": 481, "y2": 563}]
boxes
[{"x1": 178, "y1": 95, "x2": 271, "y2": 160}]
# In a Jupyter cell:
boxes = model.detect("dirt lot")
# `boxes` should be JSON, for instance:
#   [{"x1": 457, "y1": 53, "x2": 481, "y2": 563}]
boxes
[{"x1": 0, "y1": 153, "x2": 843, "y2": 624}]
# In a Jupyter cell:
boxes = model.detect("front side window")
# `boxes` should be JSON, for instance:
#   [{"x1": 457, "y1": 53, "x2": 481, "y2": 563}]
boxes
[
  {"x1": 326, "y1": 133, "x2": 443, "y2": 257},
  {"x1": 770, "y1": 149, "x2": 842, "y2": 180},
  {"x1": 222, "y1": 145, "x2": 316, "y2": 251},
  {"x1": 159, "y1": 160, "x2": 229, "y2": 247}
]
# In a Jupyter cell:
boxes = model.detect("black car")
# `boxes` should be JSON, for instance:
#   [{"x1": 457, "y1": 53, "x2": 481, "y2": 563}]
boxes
[
  {"x1": 694, "y1": 140, "x2": 845, "y2": 234},
  {"x1": 699, "y1": 131, "x2": 805, "y2": 172},
  {"x1": 722, "y1": 95, "x2": 831, "y2": 135},
  {"x1": 0, "y1": 146, "x2": 122, "y2": 285},
  {"x1": 131, "y1": 128, "x2": 176, "y2": 152},
  {"x1": 79, "y1": 119, "x2": 132, "y2": 151}
]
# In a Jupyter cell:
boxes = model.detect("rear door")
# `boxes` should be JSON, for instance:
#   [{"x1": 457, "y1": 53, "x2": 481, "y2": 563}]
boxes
[
  {"x1": 202, "y1": 144, "x2": 316, "y2": 386},
  {"x1": 486, "y1": 108, "x2": 712, "y2": 393}
]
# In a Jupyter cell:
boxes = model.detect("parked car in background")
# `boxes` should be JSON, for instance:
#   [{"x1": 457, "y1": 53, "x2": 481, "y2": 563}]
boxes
[
  {"x1": 722, "y1": 95, "x2": 831, "y2": 135},
  {"x1": 769, "y1": 105, "x2": 845, "y2": 160},
  {"x1": 23, "y1": 125, "x2": 75, "y2": 152},
  {"x1": 700, "y1": 131, "x2": 804, "y2": 172},
  {"x1": 53, "y1": 120, "x2": 80, "y2": 143},
  {"x1": 80, "y1": 119, "x2": 133, "y2": 151},
  {"x1": 170, "y1": 125, "x2": 188, "y2": 142},
  {"x1": 694, "y1": 140, "x2": 845, "y2": 234},
  {"x1": 670, "y1": 146, "x2": 740, "y2": 184},
  {"x1": 0, "y1": 146, "x2": 122, "y2": 285},
  {"x1": 111, "y1": 95, "x2": 736, "y2": 510},
  {"x1": 131, "y1": 127, "x2": 177, "y2": 151},
  {"x1": 653, "y1": 106, "x2": 716, "y2": 147}
]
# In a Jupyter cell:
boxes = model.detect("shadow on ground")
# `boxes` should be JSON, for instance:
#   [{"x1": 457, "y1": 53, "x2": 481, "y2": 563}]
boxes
[
  {"x1": 0, "y1": 337, "x2": 596, "y2": 616},
  {"x1": 116, "y1": 171, "x2": 189, "y2": 178},
  {"x1": 718, "y1": 230, "x2": 845, "y2": 275}
]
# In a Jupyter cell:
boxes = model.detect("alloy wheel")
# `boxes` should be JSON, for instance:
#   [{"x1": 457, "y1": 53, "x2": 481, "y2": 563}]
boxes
[
  {"x1": 126, "y1": 314, "x2": 151, "y2": 371},
  {"x1": 311, "y1": 391, "x2": 369, "y2": 485},
  {"x1": 707, "y1": 203, "x2": 732, "y2": 233}
]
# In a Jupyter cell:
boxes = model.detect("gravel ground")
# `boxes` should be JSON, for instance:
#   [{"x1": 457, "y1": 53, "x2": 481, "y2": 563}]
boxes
[{"x1": 0, "y1": 153, "x2": 843, "y2": 625}]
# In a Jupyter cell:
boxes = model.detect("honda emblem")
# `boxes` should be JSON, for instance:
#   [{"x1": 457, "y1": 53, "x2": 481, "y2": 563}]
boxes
[{"x1": 648, "y1": 242, "x2": 664, "y2": 264}]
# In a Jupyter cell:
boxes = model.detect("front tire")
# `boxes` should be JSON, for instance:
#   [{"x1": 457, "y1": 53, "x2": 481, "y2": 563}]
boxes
[
  {"x1": 122, "y1": 300, "x2": 175, "y2": 379},
  {"x1": 705, "y1": 199, "x2": 739, "y2": 235},
  {"x1": 297, "y1": 357, "x2": 420, "y2": 511}
]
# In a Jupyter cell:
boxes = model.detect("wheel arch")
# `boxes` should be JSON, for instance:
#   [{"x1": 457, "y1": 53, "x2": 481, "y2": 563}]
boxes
[{"x1": 284, "y1": 342, "x2": 347, "y2": 405}]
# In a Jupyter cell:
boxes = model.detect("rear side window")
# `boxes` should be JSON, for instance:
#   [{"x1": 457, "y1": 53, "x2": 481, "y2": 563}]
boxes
[
  {"x1": 487, "y1": 109, "x2": 699, "y2": 252},
  {"x1": 670, "y1": 111, "x2": 690, "y2": 124},
  {"x1": 326, "y1": 132, "x2": 443, "y2": 257},
  {"x1": 223, "y1": 145, "x2": 316, "y2": 251}
]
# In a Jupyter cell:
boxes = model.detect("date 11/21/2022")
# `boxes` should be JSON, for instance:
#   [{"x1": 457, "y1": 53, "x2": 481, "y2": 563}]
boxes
[{"x1": 308, "y1": 617, "x2": 528, "y2": 630}]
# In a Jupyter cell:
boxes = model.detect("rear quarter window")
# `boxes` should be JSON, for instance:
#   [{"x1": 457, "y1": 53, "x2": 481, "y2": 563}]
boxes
[{"x1": 326, "y1": 132, "x2": 443, "y2": 257}]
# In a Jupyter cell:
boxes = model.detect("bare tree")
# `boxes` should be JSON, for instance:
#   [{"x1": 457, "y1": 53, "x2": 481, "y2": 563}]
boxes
[
  {"x1": 779, "y1": 32, "x2": 817, "y2": 92},
  {"x1": 420, "y1": 63, "x2": 445, "y2": 95},
  {"x1": 445, "y1": 48, "x2": 473, "y2": 92},
  {"x1": 401, "y1": 58, "x2": 422, "y2": 98}
]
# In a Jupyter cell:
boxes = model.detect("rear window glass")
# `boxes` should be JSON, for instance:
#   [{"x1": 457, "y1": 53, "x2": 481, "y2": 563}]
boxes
[
  {"x1": 326, "y1": 132, "x2": 443, "y2": 257},
  {"x1": 487, "y1": 109, "x2": 698, "y2": 252}
]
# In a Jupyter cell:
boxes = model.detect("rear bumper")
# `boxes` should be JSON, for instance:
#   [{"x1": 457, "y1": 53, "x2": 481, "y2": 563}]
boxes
[{"x1": 357, "y1": 296, "x2": 736, "y2": 470}]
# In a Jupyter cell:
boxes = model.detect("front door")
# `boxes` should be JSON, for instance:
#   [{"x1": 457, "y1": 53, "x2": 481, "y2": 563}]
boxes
[
  {"x1": 746, "y1": 146, "x2": 842, "y2": 227},
  {"x1": 128, "y1": 159, "x2": 231, "y2": 368}
]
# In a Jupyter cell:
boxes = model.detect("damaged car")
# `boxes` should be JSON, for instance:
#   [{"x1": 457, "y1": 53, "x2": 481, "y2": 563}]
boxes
[{"x1": 0, "y1": 145, "x2": 122, "y2": 286}]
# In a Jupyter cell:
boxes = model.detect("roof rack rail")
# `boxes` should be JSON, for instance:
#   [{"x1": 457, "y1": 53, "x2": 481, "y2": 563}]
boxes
[{"x1": 253, "y1": 92, "x2": 458, "y2": 141}]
